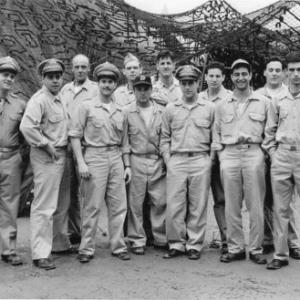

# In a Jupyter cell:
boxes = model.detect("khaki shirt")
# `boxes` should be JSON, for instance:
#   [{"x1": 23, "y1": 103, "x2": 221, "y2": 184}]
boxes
[
  {"x1": 124, "y1": 100, "x2": 164, "y2": 156},
  {"x1": 60, "y1": 78, "x2": 98, "y2": 119},
  {"x1": 20, "y1": 86, "x2": 68, "y2": 148},
  {"x1": 256, "y1": 84, "x2": 288, "y2": 101},
  {"x1": 263, "y1": 89, "x2": 300, "y2": 156},
  {"x1": 114, "y1": 84, "x2": 135, "y2": 108},
  {"x1": 160, "y1": 99, "x2": 214, "y2": 161},
  {"x1": 0, "y1": 93, "x2": 26, "y2": 148},
  {"x1": 198, "y1": 86, "x2": 232, "y2": 104},
  {"x1": 213, "y1": 91, "x2": 270, "y2": 151},
  {"x1": 152, "y1": 78, "x2": 182, "y2": 106}
]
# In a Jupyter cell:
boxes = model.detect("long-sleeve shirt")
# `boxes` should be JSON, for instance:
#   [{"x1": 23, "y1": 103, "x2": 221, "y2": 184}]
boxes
[
  {"x1": 212, "y1": 91, "x2": 270, "y2": 151},
  {"x1": 20, "y1": 86, "x2": 68, "y2": 148},
  {"x1": 160, "y1": 98, "x2": 214, "y2": 161},
  {"x1": 0, "y1": 93, "x2": 26, "y2": 148}
]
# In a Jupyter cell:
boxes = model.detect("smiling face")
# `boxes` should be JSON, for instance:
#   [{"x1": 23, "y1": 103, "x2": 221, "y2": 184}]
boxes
[
  {"x1": 264, "y1": 61, "x2": 284, "y2": 87},
  {"x1": 0, "y1": 70, "x2": 16, "y2": 92},
  {"x1": 98, "y1": 77, "x2": 117, "y2": 97},
  {"x1": 156, "y1": 57, "x2": 175, "y2": 78},
  {"x1": 231, "y1": 66, "x2": 252, "y2": 91},
  {"x1": 43, "y1": 72, "x2": 63, "y2": 95},
  {"x1": 205, "y1": 68, "x2": 225, "y2": 90}
]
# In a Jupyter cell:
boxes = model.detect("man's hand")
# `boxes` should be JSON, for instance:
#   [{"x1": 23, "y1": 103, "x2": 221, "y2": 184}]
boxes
[
  {"x1": 78, "y1": 161, "x2": 91, "y2": 179},
  {"x1": 45, "y1": 144, "x2": 59, "y2": 161},
  {"x1": 124, "y1": 167, "x2": 131, "y2": 184}
]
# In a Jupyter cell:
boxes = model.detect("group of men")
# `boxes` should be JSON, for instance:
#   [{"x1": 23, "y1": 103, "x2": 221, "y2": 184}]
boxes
[{"x1": 0, "y1": 49, "x2": 300, "y2": 272}]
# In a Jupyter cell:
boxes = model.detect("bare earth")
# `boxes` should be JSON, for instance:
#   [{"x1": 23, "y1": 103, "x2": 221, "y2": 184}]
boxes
[{"x1": 1, "y1": 196, "x2": 300, "y2": 300}]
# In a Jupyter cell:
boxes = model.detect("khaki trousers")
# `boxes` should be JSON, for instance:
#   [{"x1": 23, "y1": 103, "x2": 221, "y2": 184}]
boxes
[
  {"x1": 79, "y1": 147, "x2": 127, "y2": 256},
  {"x1": 0, "y1": 151, "x2": 22, "y2": 255},
  {"x1": 127, "y1": 155, "x2": 166, "y2": 248},
  {"x1": 30, "y1": 148, "x2": 66, "y2": 259},
  {"x1": 166, "y1": 153, "x2": 211, "y2": 252},
  {"x1": 220, "y1": 145, "x2": 265, "y2": 254}
]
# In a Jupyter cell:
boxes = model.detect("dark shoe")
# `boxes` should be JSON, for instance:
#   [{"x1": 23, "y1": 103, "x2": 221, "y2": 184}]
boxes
[
  {"x1": 33, "y1": 258, "x2": 56, "y2": 270},
  {"x1": 290, "y1": 248, "x2": 300, "y2": 260},
  {"x1": 1, "y1": 253, "x2": 23, "y2": 266},
  {"x1": 249, "y1": 253, "x2": 267, "y2": 264},
  {"x1": 131, "y1": 247, "x2": 145, "y2": 255},
  {"x1": 163, "y1": 249, "x2": 184, "y2": 259},
  {"x1": 263, "y1": 244, "x2": 275, "y2": 255},
  {"x1": 220, "y1": 251, "x2": 246, "y2": 263},
  {"x1": 266, "y1": 259, "x2": 289, "y2": 270},
  {"x1": 187, "y1": 249, "x2": 201, "y2": 260},
  {"x1": 52, "y1": 245, "x2": 78, "y2": 255},
  {"x1": 77, "y1": 253, "x2": 94, "y2": 263},
  {"x1": 221, "y1": 243, "x2": 228, "y2": 255},
  {"x1": 112, "y1": 251, "x2": 131, "y2": 261}
]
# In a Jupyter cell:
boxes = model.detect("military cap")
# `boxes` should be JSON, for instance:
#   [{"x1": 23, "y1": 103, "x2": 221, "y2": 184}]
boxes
[
  {"x1": 124, "y1": 53, "x2": 139, "y2": 67},
  {"x1": 231, "y1": 59, "x2": 251, "y2": 71},
  {"x1": 133, "y1": 75, "x2": 152, "y2": 88},
  {"x1": 37, "y1": 58, "x2": 65, "y2": 76},
  {"x1": 175, "y1": 65, "x2": 201, "y2": 80},
  {"x1": 93, "y1": 62, "x2": 120, "y2": 81},
  {"x1": 0, "y1": 56, "x2": 21, "y2": 74}
]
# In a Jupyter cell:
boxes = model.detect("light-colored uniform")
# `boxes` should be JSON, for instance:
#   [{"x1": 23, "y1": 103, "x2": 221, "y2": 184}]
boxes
[
  {"x1": 257, "y1": 85, "x2": 299, "y2": 250},
  {"x1": 20, "y1": 86, "x2": 68, "y2": 259},
  {"x1": 160, "y1": 99, "x2": 214, "y2": 252},
  {"x1": 0, "y1": 94, "x2": 26, "y2": 255},
  {"x1": 69, "y1": 99, "x2": 129, "y2": 255},
  {"x1": 114, "y1": 84, "x2": 135, "y2": 108},
  {"x1": 213, "y1": 91, "x2": 269, "y2": 254},
  {"x1": 263, "y1": 89, "x2": 300, "y2": 261},
  {"x1": 152, "y1": 78, "x2": 182, "y2": 106},
  {"x1": 198, "y1": 86, "x2": 232, "y2": 244},
  {"x1": 51, "y1": 78, "x2": 98, "y2": 250},
  {"x1": 125, "y1": 100, "x2": 166, "y2": 248}
]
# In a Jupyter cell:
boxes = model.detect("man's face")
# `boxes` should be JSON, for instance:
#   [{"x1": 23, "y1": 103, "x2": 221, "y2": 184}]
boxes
[
  {"x1": 264, "y1": 61, "x2": 284, "y2": 86},
  {"x1": 179, "y1": 79, "x2": 199, "y2": 101},
  {"x1": 98, "y1": 77, "x2": 117, "y2": 97},
  {"x1": 156, "y1": 57, "x2": 175, "y2": 78},
  {"x1": 43, "y1": 72, "x2": 63, "y2": 95},
  {"x1": 287, "y1": 62, "x2": 300, "y2": 85},
  {"x1": 134, "y1": 85, "x2": 152, "y2": 104},
  {"x1": 72, "y1": 56, "x2": 90, "y2": 84},
  {"x1": 123, "y1": 60, "x2": 142, "y2": 82},
  {"x1": 205, "y1": 68, "x2": 225, "y2": 89},
  {"x1": 231, "y1": 66, "x2": 252, "y2": 91},
  {"x1": 0, "y1": 71, "x2": 16, "y2": 92}
]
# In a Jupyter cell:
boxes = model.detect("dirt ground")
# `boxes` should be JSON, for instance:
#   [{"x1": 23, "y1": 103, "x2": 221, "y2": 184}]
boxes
[{"x1": 1, "y1": 196, "x2": 300, "y2": 300}]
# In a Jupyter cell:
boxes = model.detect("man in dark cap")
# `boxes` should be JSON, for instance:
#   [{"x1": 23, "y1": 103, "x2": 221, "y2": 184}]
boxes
[
  {"x1": 214, "y1": 59, "x2": 269, "y2": 265},
  {"x1": 160, "y1": 64, "x2": 214, "y2": 260},
  {"x1": 69, "y1": 62, "x2": 131, "y2": 262},
  {"x1": 20, "y1": 58, "x2": 68, "y2": 270},
  {"x1": 0, "y1": 56, "x2": 25, "y2": 266},
  {"x1": 125, "y1": 75, "x2": 167, "y2": 255}
]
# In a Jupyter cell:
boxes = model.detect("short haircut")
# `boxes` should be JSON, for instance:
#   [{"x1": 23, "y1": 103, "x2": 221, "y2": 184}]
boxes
[
  {"x1": 285, "y1": 52, "x2": 300, "y2": 66},
  {"x1": 156, "y1": 50, "x2": 174, "y2": 63},
  {"x1": 205, "y1": 61, "x2": 225, "y2": 74},
  {"x1": 231, "y1": 63, "x2": 251, "y2": 74},
  {"x1": 72, "y1": 54, "x2": 90, "y2": 66},
  {"x1": 264, "y1": 56, "x2": 285, "y2": 70}
]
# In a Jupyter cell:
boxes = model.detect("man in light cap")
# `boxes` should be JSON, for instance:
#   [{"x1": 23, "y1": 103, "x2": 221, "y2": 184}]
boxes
[
  {"x1": 160, "y1": 64, "x2": 214, "y2": 259},
  {"x1": 213, "y1": 59, "x2": 269, "y2": 265},
  {"x1": 20, "y1": 58, "x2": 68, "y2": 270},
  {"x1": 69, "y1": 61, "x2": 131, "y2": 262},
  {"x1": 125, "y1": 75, "x2": 167, "y2": 255},
  {"x1": 0, "y1": 56, "x2": 25, "y2": 266},
  {"x1": 114, "y1": 53, "x2": 142, "y2": 108}
]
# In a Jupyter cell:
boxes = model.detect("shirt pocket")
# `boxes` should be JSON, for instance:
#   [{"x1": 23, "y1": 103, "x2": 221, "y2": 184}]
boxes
[
  {"x1": 193, "y1": 118, "x2": 211, "y2": 143},
  {"x1": 248, "y1": 112, "x2": 265, "y2": 136},
  {"x1": 221, "y1": 114, "x2": 234, "y2": 136}
]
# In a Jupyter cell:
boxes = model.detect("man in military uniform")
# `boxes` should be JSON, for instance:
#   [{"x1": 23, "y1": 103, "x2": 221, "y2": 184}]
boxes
[
  {"x1": 125, "y1": 75, "x2": 167, "y2": 255},
  {"x1": 257, "y1": 57, "x2": 300, "y2": 256},
  {"x1": 114, "y1": 53, "x2": 142, "y2": 108},
  {"x1": 214, "y1": 59, "x2": 269, "y2": 265},
  {"x1": 160, "y1": 64, "x2": 214, "y2": 260},
  {"x1": 20, "y1": 58, "x2": 68, "y2": 270},
  {"x1": 152, "y1": 50, "x2": 182, "y2": 106},
  {"x1": 264, "y1": 52, "x2": 300, "y2": 270},
  {"x1": 0, "y1": 56, "x2": 25, "y2": 266},
  {"x1": 69, "y1": 62, "x2": 131, "y2": 263},
  {"x1": 198, "y1": 61, "x2": 232, "y2": 254}
]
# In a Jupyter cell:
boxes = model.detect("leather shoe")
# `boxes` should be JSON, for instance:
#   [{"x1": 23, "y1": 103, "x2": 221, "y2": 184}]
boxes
[
  {"x1": 1, "y1": 253, "x2": 23, "y2": 266},
  {"x1": 290, "y1": 248, "x2": 300, "y2": 260},
  {"x1": 186, "y1": 249, "x2": 201, "y2": 260},
  {"x1": 52, "y1": 245, "x2": 78, "y2": 255},
  {"x1": 263, "y1": 244, "x2": 275, "y2": 255},
  {"x1": 249, "y1": 253, "x2": 267, "y2": 264},
  {"x1": 220, "y1": 251, "x2": 246, "y2": 263},
  {"x1": 33, "y1": 258, "x2": 56, "y2": 270},
  {"x1": 131, "y1": 247, "x2": 145, "y2": 255},
  {"x1": 77, "y1": 253, "x2": 94, "y2": 263},
  {"x1": 112, "y1": 251, "x2": 131, "y2": 261},
  {"x1": 163, "y1": 249, "x2": 184, "y2": 259},
  {"x1": 266, "y1": 259, "x2": 289, "y2": 270}
]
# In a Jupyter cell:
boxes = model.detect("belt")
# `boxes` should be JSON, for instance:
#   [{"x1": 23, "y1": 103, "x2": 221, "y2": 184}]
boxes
[
  {"x1": 278, "y1": 144, "x2": 300, "y2": 151},
  {"x1": 85, "y1": 145, "x2": 120, "y2": 152},
  {"x1": 0, "y1": 146, "x2": 19, "y2": 153},
  {"x1": 225, "y1": 144, "x2": 260, "y2": 150},
  {"x1": 172, "y1": 152, "x2": 203, "y2": 157},
  {"x1": 132, "y1": 153, "x2": 160, "y2": 159}
]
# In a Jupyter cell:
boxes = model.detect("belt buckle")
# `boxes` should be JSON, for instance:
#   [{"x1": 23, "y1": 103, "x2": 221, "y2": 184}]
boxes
[{"x1": 290, "y1": 145, "x2": 297, "y2": 151}]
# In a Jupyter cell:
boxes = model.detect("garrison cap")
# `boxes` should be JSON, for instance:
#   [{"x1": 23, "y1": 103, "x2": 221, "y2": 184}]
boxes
[
  {"x1": 231, "y1": 59, "x2": 251, "y2": 71},
  {"x1": 133, "y1": 75, "x2": 152, "y2": 88},
  {"x1": 175, "y1": 65, "x2": 201, "y2": 80},
  {"x1": 93, "y1": 62, "x2": 120, "y2": 81},
  {"x1": 37, "y1": 58, "x2": 65, "y2": 76},
  {"x1": 124, "y1": 53, "x2": 139, "y2": 67},
  {"x1": 0, "y1": 56, "x2": 21, "y2": 74}
]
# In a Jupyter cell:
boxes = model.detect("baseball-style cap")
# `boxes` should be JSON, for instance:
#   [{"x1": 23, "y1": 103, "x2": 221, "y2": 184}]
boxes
[
  {"x1": 37, "y1": 58, "x2": 65, "y2": 76},
  {"x1": 0, "y1": 56, "x2": 21, "y2": 74},
  {"x1": 231, "y1": 59, "x2": 251, "y2": 71},
  {"x1": 133, "y1": 75, "x2": 152, "y2": 88},
  {"x1": 175, "y1": 65, "x2": 201, "y2": 80},
  {"x1": 93, "y1": 62, "x2": 120, "y2": 81}
]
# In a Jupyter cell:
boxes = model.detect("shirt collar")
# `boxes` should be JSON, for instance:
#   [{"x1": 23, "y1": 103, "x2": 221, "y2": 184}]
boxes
[{"x1": 42, "y1": 86, "x2": 61, "y2": 102}]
